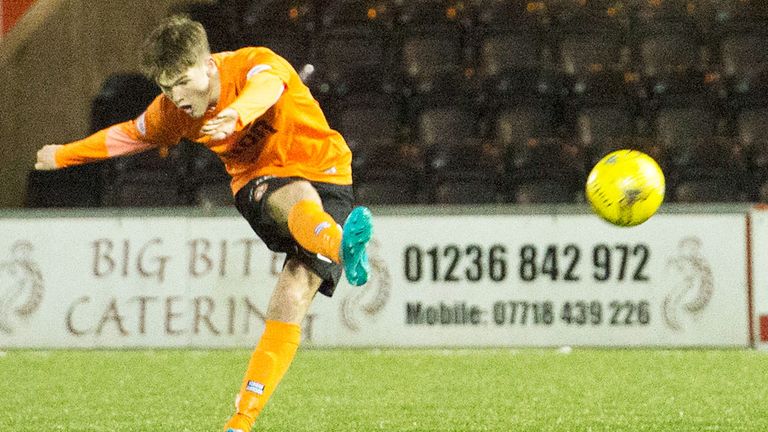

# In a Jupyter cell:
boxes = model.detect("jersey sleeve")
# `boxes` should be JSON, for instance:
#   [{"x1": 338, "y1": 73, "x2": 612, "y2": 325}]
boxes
[
  {"x1": 55, "y1": 95, "x2": 184, "y2": 168},
  {"x1": 226, "y1": 50, "x2": 292, "y2": 130}
]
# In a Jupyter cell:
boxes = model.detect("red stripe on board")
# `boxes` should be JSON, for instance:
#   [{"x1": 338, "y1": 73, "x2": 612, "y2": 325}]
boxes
[
  {"x1": 2, "y1": 0, "x2": 36, "y2": 34},
  {"x1": 761, "y1": 316, "x2": 768, "y2": 343},
  {"x1": 746, "y1": 213, "x2": 755, "y2": 347}
]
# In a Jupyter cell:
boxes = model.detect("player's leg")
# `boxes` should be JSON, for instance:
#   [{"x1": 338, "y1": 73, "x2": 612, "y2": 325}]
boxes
[
  {"x1": 224, "y1": 258, "x2": 321, "y2": 432},
  {"x1": 232, "y1": 176, "x2": 372, "y2": 285},
  {"x1": 277, "y1": 180, "x2": 343, "y2": 261},
  {"x1": 279, "y1": 181, "x2": 373, "y2": 285},
  {"x1": 225, "y1": 178, "x2": 371, "y2": 432}
]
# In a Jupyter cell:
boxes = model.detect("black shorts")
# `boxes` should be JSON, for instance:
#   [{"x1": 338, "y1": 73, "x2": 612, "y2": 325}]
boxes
[{"x1": 234, "y1": 176, "x2": 354, "y2": 297}]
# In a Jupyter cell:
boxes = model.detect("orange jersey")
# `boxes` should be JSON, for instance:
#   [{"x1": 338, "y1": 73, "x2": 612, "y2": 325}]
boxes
[{"x1": 55, "y1": 47, "x2": 352, "y2": 194}]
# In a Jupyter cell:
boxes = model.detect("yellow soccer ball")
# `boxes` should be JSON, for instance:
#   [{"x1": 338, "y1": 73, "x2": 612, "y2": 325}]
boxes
[{"x1": 585, "y1": 149, "x2": 665, "y2": 227}]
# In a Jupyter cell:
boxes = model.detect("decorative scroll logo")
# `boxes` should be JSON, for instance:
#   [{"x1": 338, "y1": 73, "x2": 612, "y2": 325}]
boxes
[
  {"x1": 0, "y1": 241, "x2": 44, "y2": 334},
  {"x1": 662, "y1": 237, "x2": 714, "y2": 331},
  {"x1": 340, "y1": 238, "x2": 390, "y2": 332}
]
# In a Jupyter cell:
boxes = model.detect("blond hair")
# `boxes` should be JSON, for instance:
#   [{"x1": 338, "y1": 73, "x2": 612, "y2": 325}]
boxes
[{"x1": 140, "y1": 15, "x2": 210, "y2": 83}]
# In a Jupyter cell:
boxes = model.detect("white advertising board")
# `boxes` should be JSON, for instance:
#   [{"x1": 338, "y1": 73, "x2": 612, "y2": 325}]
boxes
[{"x1": 0, "y1": 211, "x2": 751, "y2": 348}]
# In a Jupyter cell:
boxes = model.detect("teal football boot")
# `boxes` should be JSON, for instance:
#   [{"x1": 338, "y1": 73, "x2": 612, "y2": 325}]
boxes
[{"x1": 341, "y1": 206, "x2": 373, "y2": 286}]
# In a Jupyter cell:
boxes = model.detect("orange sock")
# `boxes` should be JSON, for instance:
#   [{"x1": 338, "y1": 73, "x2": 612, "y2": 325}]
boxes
[
  {"x1": 287, "y1": 200, "x2": 342, "y2": 263},
  {"x1": 225, "y1": 320, "x2": 301, "y2": 431}
]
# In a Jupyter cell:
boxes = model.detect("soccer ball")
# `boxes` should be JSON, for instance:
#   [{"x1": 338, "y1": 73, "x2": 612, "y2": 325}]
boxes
[{"x1": 585, "y1": 149, "x2": 665, "y2": 227}]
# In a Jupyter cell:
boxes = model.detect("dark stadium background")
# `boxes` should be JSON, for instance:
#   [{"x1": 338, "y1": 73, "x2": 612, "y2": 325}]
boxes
[{"x1": 3, "y1": 0, "x2": 767, "y2": 208}]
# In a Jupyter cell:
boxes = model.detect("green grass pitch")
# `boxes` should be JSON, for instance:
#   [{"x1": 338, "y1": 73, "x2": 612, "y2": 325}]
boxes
[{"x1": 1, "y1": 348, "x2": 766, "y2": 431}]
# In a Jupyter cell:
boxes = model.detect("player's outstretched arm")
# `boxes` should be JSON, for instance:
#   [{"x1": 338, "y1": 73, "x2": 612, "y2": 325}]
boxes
[
  {"x1": 33, "y1": 95, "x2": 183, "y2": 171},
  {"x1": 31, "y1": 125, "x2": 153, "y2": 171},
  {"x1": 34, "y1": 145, "x2": 63, "y2": 170}
]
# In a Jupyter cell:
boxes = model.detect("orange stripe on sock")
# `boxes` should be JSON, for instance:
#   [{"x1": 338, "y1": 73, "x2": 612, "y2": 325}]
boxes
[{"x1": 287, "y1": 200, "x2": 342, "y2": 263}]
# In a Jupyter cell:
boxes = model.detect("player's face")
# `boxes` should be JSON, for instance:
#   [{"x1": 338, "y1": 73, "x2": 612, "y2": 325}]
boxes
[{"x1": 158, "y1": 58, "x2": 218, "y2": 119}]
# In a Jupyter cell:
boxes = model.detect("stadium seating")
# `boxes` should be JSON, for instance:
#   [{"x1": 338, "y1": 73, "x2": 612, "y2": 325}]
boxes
[
  {"x1": 514, "y1": 178, "x2": 576, "y2": 204},
  {"x1": 171, "y1": 1, "x2": 242, "y2": 52},
  {"x1": 331, "y1": 90, "x2": 405, "y2": 150},
  {"x1": 28, "y1": 0, "x2": 768, "y2": 207},
  {"x1": 186, "y1": 141, "x2": 233, "y2": 208},
  {"x1": 313, "y1": 0, "x2": 397, "y2": 96},
  {"x1": 719, "y1": 32, "x2": 768, "y2": 97},
  {"x1": 394, "y1": 0, "x2": 471, "y2": 95},
  {"x1": 654, "y1": 105, "x2": 717, "y2": 164},
  {"x1": 711, "y1": 0, "x2": 768, "y2": 32},
  {"x1": 673, "y1": 178, "x2": 745, "y2": 202},
  {"x1": 101, "y1": 145, "x2": 191, "y2": 207},
  {"x1": 759, "y1": 180, "x2": 768, "y2": 203},
  {"x1": 238, "y1": 0, "x2": 318, "y2": 67},
  {"x1": 494, "y1": 103, "x2": 555, "y2": 150},
  {"x1": 26, "y1": 164, "x2": 104, "y2": 208},
  {"x1": 429, "y1": 138, "x2": 503, "y2": 204},
  {"x1": 471, "y1": 0, "x2": 548, "y2": 32},
  {"x1": 741, "y1": 109, "x2": 768, "y2": 200},
  {"x1": 90, "y1": 74, "x2": 158, "y2": 133},
  {"x1": 352, "y1": 141, "x2": 426, "y2": 205}
]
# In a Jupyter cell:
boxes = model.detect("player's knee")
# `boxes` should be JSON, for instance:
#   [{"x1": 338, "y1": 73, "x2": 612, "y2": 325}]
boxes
[
  {"x1": 282, "y1": 259, "x2": 322, "y2": 288},
  {"x1": 271, "y1": 181, "x2": 320, "y2": 209},
  {"x1": 267, "y1": 181, "x2": 321, "y2": 225},
  {"x1": 277, "y1": 260, "x2": 322, "y2": 302}
]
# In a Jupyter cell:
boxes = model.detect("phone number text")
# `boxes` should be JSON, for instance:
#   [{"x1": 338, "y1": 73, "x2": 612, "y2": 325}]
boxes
[
  {"x1": 405, "y1": 300, "x2": 651, "y2": 327},
  {"x1": 403, "y1": 243, "x2": 650, "y2": 283}
]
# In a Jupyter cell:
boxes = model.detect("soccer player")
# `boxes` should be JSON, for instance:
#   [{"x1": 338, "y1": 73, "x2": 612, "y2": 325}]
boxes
[{"x1": 34, "y1": 15, "x2": 373, "y2": 432}]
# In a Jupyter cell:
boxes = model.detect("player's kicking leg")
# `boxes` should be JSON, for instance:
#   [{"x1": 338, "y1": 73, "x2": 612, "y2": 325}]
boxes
[{"x1": 284, "y1": 185, "x2": 373, "y2": 286}]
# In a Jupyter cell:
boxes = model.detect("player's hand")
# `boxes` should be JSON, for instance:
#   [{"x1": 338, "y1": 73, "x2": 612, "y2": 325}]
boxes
[
  {"x1": 202, "y1": 108, "x2": 238, "y2": 141},
  {"x1": 35, "y1": 145, "x2": 62, "y2": 170}
]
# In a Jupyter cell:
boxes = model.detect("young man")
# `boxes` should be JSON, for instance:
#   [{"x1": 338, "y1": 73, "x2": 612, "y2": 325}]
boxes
[{"x1": 34, "y1": 15, "x2": 373, "y2": 432}]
